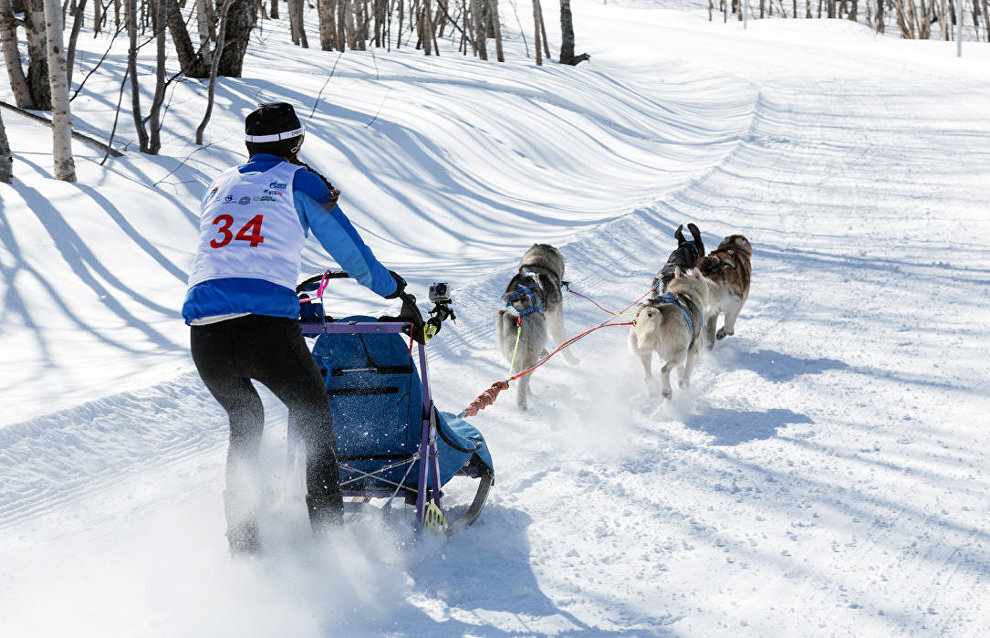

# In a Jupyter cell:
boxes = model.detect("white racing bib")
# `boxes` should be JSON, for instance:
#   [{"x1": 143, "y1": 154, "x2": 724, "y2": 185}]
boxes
[{"x1": 188, "y1": 162, "x2": 306, "y2": 290}]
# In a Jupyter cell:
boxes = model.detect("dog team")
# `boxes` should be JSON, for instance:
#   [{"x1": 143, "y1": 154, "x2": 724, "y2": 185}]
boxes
[{"x1": 495, "y1": 225, "x2": 753, "y2": 408}]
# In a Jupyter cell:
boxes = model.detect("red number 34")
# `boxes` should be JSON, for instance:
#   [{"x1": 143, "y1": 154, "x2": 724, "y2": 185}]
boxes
[{"x1": 210, "y1": 214, "x2": 265, "y2": 248}]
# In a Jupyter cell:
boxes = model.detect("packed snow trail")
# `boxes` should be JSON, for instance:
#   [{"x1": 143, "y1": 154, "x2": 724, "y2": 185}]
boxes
[{"x1": 2, "y1": 5, "x2": 990, "y2": 638}]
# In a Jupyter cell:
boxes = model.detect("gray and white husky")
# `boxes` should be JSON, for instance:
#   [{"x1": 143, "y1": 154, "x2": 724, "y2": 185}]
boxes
[
  {"x1": 494, "y1": 244, "x2": 577, "y2": 410},
  {"x1": 628, "y1": 268, "x2": 711, "y2": 399}
]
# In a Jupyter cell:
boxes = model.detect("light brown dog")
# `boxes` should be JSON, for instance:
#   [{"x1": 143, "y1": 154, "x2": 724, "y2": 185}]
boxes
[
  {"x1": 695, "y1": 235, "x2": 752, "y2": 349},
  {"x1": 628, "y1": 268, "x2": 711, "y2": 399}
]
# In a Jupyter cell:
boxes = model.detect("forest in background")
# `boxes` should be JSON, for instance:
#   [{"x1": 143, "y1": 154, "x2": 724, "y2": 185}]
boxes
[{"x1": 1, "y1": 0, "x2": 987, "y2": 185}]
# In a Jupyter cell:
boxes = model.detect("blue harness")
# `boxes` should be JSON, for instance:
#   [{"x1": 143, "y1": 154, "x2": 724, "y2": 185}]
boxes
[
  {"x1": 504, "y1": 279, "x2": 545, "y2": 319},
  {"x1": 651, "y1": 292, "x2": 703, "y2": 349}
]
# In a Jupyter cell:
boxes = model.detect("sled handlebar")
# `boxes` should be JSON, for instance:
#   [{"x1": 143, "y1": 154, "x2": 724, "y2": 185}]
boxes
[{"x1": 296, "y1": 270, "x2": 456, "y2": 341}]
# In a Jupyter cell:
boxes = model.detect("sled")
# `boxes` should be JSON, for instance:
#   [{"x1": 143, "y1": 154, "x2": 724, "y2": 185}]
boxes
[{"x1": 293, "y1": 271, "x2": 494, "y2": 534}]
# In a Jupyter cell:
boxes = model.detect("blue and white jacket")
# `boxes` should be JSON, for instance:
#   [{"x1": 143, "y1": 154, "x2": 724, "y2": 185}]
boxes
[{"x1": 182, "y1": 154, "x2": 397, "y2": 324}]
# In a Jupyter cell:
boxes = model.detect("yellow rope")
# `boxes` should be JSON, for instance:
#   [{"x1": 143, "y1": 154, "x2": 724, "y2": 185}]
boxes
[{"x1": 507, "y1": 319, "x2": 522, "y2": 381}]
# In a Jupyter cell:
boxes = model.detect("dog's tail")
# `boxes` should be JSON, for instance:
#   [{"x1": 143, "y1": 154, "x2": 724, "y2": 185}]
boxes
[{"x1": 687, "y1": 223, "x2": 705, "y2": 260}]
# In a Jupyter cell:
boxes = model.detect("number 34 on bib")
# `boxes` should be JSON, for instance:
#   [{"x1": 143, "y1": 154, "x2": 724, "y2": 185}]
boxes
[{"x1": 210, "y1": 214, "x2": 265, "y2": 248}]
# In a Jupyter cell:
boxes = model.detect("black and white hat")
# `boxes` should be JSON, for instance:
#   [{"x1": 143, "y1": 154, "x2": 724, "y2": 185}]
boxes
[{"x1": 245, "y1": 102, "x2": 305, "y2": 143}]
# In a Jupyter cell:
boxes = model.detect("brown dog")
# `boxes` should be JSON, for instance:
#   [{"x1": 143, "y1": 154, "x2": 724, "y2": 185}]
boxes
[{"x1": 695, "y1": 235, "x2": 752, "y2": 349}]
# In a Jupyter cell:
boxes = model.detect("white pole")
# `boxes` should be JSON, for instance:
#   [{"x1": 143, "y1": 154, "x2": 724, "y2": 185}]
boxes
[{"x1": 957, "y1": 0, "x2": 963, "y2": 56}]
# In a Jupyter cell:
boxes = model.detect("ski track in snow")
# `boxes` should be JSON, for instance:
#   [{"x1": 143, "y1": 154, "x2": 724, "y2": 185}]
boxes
[{"x1": 2, "y1": 6, "x2": 990, "y2": 638}]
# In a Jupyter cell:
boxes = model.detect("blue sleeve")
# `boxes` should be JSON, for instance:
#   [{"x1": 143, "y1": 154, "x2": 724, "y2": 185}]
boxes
[{"x1": 293, "y1": 170, "x2": 398, "y2": 297}]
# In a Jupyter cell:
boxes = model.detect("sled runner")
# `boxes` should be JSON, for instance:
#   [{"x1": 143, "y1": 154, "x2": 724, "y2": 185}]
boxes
[{"x1": 293, "y1": 271, "x2": 494, "y2": 534}]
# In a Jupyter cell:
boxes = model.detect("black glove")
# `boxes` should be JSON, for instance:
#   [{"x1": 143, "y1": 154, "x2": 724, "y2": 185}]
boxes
[
  {"x1": 399, "y1": 292, "x2": 427, "y2": 343},
  {"x1": 384, "y1": 270, "x2": 406, "y2": 299}
]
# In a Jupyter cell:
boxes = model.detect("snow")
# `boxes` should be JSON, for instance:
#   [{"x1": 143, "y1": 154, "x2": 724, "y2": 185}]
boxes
[{"x1": 2, "y1": 3, "x2": 990, "y2": 636}]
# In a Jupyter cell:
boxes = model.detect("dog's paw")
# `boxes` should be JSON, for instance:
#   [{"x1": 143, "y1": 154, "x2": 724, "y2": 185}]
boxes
[
  {"x1": 716, "y1": 328, "x2": 732, "y2": 340},
  {"x1": 661, "y1": 388, "x2": 673, "y2": 399}
]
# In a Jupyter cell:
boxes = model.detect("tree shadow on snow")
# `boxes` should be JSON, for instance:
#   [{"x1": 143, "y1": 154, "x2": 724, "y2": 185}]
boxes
[
  {"x1": 729, "y1": 348, "x2": 849, "y2": 383},
  {"x1": 683, "y1": 406, "x2": 813, "y2": 446}
]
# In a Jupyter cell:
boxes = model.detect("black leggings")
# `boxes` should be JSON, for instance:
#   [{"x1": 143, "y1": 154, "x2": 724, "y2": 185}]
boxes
[{"x1": 190, "y1": 315, "x2": 342, "y2": 526}]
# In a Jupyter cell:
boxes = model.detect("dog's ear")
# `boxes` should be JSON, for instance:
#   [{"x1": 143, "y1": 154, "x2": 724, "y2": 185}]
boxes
[
  {"x1": 720, "y1": 256, "x2": 737, "y2": 270},
  {"x1": 674, "y1": 224, "x2": 685, "y2": 244}
]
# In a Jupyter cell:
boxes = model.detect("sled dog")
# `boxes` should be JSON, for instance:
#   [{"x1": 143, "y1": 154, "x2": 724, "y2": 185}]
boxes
[
  {"x1": 494, "y1": 244, "x2": 576, "y2": 410},
  {"x1": 696, "y1": 235, "x2": 752, "y2": 349},
  {"x1": 652, "y1": 223, "x2": 705, "y2": 294},
  {"x1": 629, "y1": 268, "x2": 711, "y2": 398}
]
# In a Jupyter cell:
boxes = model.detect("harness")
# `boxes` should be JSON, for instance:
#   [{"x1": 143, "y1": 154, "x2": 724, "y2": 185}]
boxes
[
  {"x1": 503, "y1": 275, "x2": 546, "y2": 320},
  {"x1": 645, "y1": 292, "x2": 703, "y2": 349},
  {"x1": 656, "y1": 241, "x2": 703, "y2": 292}
]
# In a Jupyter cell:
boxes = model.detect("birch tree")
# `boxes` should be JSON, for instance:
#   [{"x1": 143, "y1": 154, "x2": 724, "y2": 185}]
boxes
[
  {"x1": 0, "y1": 0, "x2": 34, "y2": 107},
  {"x1": 1, "y1": 0, "x2": 51, "y2": 108},
  {"x1": 42, "y1": 0, "x2": 75, "y2": 180},
  {"x1": 25, "y1": 0, "x2": 51, "y2": 108}
]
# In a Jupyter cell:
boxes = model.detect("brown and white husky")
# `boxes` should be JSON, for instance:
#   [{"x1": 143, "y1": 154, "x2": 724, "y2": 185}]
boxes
[{"x1": 695, "y1": 235, "x2": 752, "y2": 349}]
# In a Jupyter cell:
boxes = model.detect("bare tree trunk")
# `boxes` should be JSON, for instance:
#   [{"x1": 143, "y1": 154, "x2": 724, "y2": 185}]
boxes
[
  {"x1": 558, "y1": 0, "x2": 587, "y2": 64},
  {"x1": 490, "y1": 0, "x2": 503, "y2": 61},
  {"x1": 196, "y1": 0, "x2": 232, "y2": 144},
  {"x1": 168, "y1": 0, "x2": 209, "y2": 76},
  {"x1": 352, "y1": 0, "x2": 364, "y2": 48},
  {"x1": 337, "y1": 0, "x2": 347, "y2": 48},
  {"x1": 218, "y1": 0, "x2": 257, "y2": 76},
  {"x1": 532, "y1": 0, "x2": 542, "y2": 65},
  {"x1": 26, "y1": 0, "x2": 52, "y2": 109},
  {"x1": 65, "y1": 0, "x2": 85, "y2": 86},
  {"x1": 125, "y1": 0, "x2": 148, "y2": 151},
  {"x1": 472, "y1": 0, "x2": 485, "y2": 58},
  {"x1": 344, "y1": 0, "x2": 356, "y2": 48},
  {"x1": 876, "y1": 0, "x2": 884, "y2": 31},
  {"x1": 270, "y1": 0, "x2": 278, "y2": 17},
  {"x1": 147, "y1": 0, "x2": 166, "y2": 153},
  {"x1": 539, "y1": 0, "x2": 549, "y2": 58},
  {"x1": 289, "y1": 0, "x2": 307, "y2": 46},
  {"x1": 43, "y1": 0, "x2": 75, "y2": 180},
  {"x1": 317, "y1": 0, "x2": 334, "y2": 49},
  {"x1": 196, "y1": 0, "x2": 216, "y2": 53},
  {"x1": 0, "y1": 110, "x2": 12, "y2": 183},
  {"x1": 1, "y1": 0, "x2": 36, "y2": 108},
  {"x1": 894, "y1": 0, "x2": 915, "y2": 36}
]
